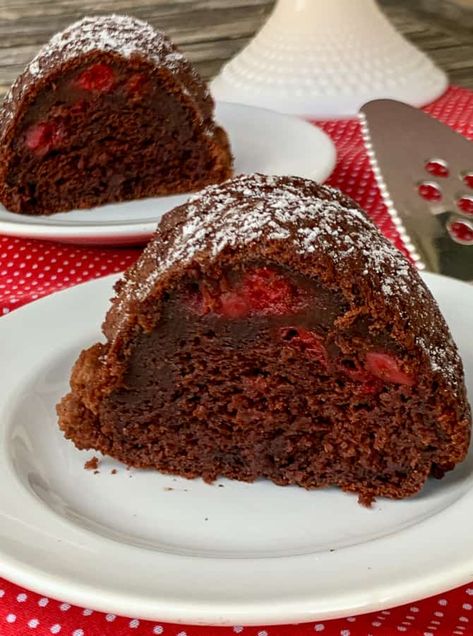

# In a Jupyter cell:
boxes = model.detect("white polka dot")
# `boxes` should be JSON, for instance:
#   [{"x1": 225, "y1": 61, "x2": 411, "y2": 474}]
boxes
[
  {"x1": 2, "y1": 308, "x2": 9, "y2": 315},
  {"x1": 340, "y1": 630, "x2": 350, "y2": 636},
  {"x1": 129, "y1": 619, "x2": 140, "y2": 628},
  {"x1": 105, "y1": 614, "x2": 116, "y2": 622},
  {"x1": 346, "y1": 617, "x2": 356, "y2": 622},
  {"x1": 424, "y1": 632, "x2": 434, "y2": 636},
  {"x1": 59, "y1": 603, "x2": 70, "y2": 611},
  {"x1": 17, "y1": 593, "x2": 27, "y2": 602},
  {"x1": 0, "y1": 589, "x2": 4, "y2": 597},
  {"x1": 464, "y1": 604, "x2": 473, "y2": 610},
  {"x1": 82, "y1": 608, "x2": 93, "y2": 616},
  {"x1": 176, "y1": 632, "x2": 187, "y2": 636},
  {"x1": 459, "y1": 617, "x2": 469, "y2": 622},
  {"x1": 410, "y1": 607, "x2": 419, "y2": 613},
  {"x1": 466, "y1": 589, "x2": 473, "y2": 596},
  {"x1": 258, "y1": 632, "x2": 268, "y2": 636},
  {"x1": 72, "y1": 630, "x2": 84, "y2": 636},
  {"x1": 438, "y1": 599, "x2": 448, "y2": 606},
  {"x1": 314, "y1": 626, "x2": 325, "y2": 632},
  {"x1": 372, "y1": 622, "x2": 382, "y2": 627},
  {"x1": 232, "y1": 628, "x2": 243, "y2": 634},
  {"x1": 434, "y1": 611, "x2": 444, "y2": 617},
  {"x1": 397, "y1": 628, "x2": 407, "y2": 633},
  {"x1": 28, "y1": 618, "x2": 39, "y2": 628},
  {"x1": 50, "y1": 625, "x2": 61, "y2": 634},
  {"x1": 6, "y1": 613, "x2": 16, "y2": 623},
  {"x1": 153, "y1": 627, "x2": 164, "y2": 635},
  {"x1": 38, "y1": 597, "x2": 49, "y2": 607}
]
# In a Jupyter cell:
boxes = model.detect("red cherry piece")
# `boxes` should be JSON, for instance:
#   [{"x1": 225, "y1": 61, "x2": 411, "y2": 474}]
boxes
[
  {"x1": 365, "y1": 352, "x2": 414, "y2": 386},
  {"x1": 463, "y1": 172, "x2": 473, "y2": 189},
  {"x1": 448, "y1": 220, "x2": 473, "y2": 244},
  {"x1": 76, "y1": 63, "x2": 115, "y2": 92},
  {"x1": 219, "y1": 292, "x2": 250, "y2": 318},
  {"x1": 457, "y1": 195, "x2": 473, "y2": 215},
  {"x1": 280, "y1": 327, "x2": 327, "y2": 365},
  {"x1": 25, "y1": 122, "x2": 62, "y2": 155},
  {"x1": 425, "y1": 159, "x2": 449, "y2": 178},
  {"x1": 187, "y1": 268, "x2": 306, "y2": 318},
  {"x1": 417, "y1": 182, "x2": 442, "y2": 202},
  {"x1": 239, "y1": 268, "x2": 296, "y2": 315}
]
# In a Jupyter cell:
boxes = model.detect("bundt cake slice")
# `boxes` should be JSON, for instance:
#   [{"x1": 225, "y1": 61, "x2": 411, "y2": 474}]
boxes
[
  {"x1": 57, "y1": 174, "x2": 471, "y2": 504},
  {"x1": 0, "y1": 15, "x2": 232, "y2": 215}
]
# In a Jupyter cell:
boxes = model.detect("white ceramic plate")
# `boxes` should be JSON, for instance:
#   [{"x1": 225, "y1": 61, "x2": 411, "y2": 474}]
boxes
[
  {"x1": 0, "y1": 102, "x2": 336, "y2": 246},
  {"x1": 0, "y1": 272, "x2": 472, "y2": 626}
]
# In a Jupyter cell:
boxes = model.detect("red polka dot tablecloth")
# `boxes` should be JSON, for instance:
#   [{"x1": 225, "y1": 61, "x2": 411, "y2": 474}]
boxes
[{"x1": 0, "y1": 86, "x2": 473, "y2": 635}]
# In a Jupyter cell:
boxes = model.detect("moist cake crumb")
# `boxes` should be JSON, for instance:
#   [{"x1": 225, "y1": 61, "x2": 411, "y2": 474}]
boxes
[{"x1": 84, "y1": 456, "x2": 100, "y2": 471}]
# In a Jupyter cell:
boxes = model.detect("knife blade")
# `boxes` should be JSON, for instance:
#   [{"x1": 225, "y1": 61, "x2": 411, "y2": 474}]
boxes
[{"x1": 359, "y1": 99, "x2": 473, "y2": 281}]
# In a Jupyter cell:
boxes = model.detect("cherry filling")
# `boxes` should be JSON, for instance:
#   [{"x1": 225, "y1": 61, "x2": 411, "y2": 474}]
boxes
[
  {"x1": 25, "y1": 121, "x2": 63, "y2": 156},
  {"x1": 365, "y1": 352, "x2": 414, "y2": 386},
  {"x1": 189, "y1": 267, "x2": 308, "y2": 318},
  {"x1": 75, "y1": 63, "x2": 115, "y2": 92},
  {"x1": 186, "y1": 267, "x2": 415, "y2": 389},
  {"x1": 279, "y1": 329, "x2": 412, "y2": 387}
]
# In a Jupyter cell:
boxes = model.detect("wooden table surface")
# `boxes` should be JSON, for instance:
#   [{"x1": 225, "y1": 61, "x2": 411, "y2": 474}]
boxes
[{"x1": 0, "y1": 0, "x2": 472, "y2": 99}]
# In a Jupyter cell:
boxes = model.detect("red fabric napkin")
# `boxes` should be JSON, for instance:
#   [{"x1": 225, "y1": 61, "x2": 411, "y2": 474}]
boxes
[{"x1": 0, "y1": 85, "x2": 472, "y2": 634}]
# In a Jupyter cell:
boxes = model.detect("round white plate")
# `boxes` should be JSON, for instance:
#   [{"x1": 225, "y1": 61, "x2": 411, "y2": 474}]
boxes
[
  {"x1": 0, "y1": 102, "x2": 336, "y2": 246},
  {"x1": 0, "y1": 272, "x2": 472, "y2": 626}
]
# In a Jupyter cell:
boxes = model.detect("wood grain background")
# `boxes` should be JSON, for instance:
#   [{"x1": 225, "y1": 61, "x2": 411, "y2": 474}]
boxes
[{"x1": 0, "y1": 0, "x2": 472, "y2": 98}]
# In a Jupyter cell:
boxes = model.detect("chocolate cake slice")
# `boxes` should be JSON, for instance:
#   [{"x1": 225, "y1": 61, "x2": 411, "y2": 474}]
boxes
[
  {"x1": 0, "y1": 15, "x2": 232, "y2": 215},
  {"x1": 57, "y1": 174, "x2": 471, "y2": 504}
]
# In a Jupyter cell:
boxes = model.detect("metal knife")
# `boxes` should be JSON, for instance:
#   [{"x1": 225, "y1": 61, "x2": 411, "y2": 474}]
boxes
[{"x1": 359, "y1": 99, "x2": 473, "y2": 281}]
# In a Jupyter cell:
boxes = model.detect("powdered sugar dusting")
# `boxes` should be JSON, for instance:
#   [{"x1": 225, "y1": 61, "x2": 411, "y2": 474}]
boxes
[
  {"x1": 31, "y1": 15, "x2": 186, "y2": 79},
  {"x1": 138, "y1": 176, "x2": 367, "y2": 296},
  {"x1": 116, "y1": 174, "x2": 460, "y2": 387}
]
